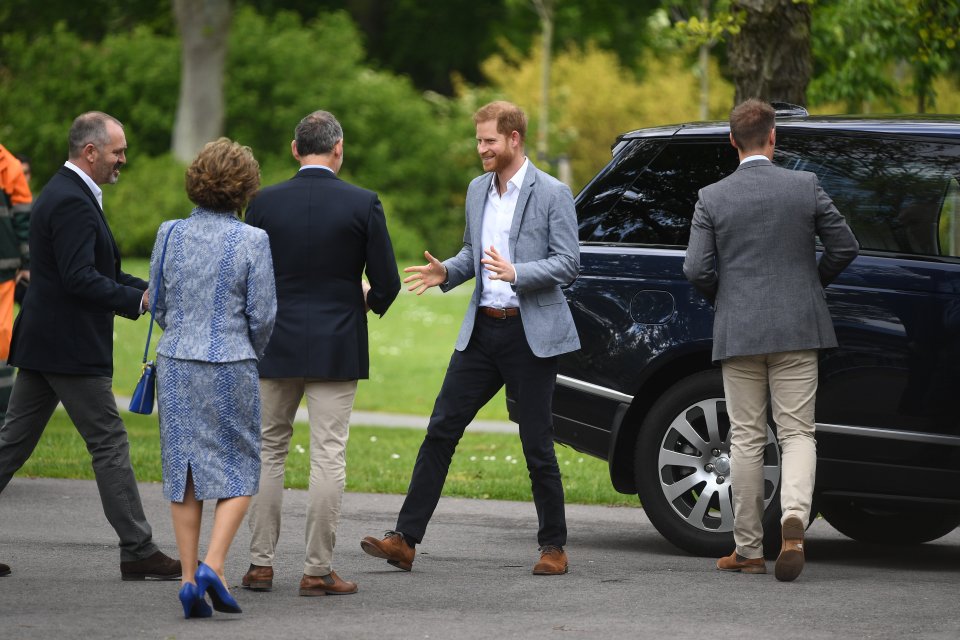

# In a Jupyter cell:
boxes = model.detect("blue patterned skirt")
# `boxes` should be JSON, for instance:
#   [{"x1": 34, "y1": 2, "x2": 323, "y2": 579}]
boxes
[{"x1": 156, "y1": 355, "x2": 261, "y2": 502}]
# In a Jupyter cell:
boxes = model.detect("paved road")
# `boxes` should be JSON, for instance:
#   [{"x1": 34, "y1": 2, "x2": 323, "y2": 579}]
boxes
[{"x1": 1, "y1": 477, "x2": 958, "y2": 640}]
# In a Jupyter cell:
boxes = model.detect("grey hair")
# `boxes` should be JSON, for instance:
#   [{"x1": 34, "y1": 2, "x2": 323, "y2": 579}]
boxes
[
  {"x1": 294, "y1": 110, "x2": 343, "y2": 156},
  {"x1": 68, "y1": 111, "x2": 123, "y2": 158}
]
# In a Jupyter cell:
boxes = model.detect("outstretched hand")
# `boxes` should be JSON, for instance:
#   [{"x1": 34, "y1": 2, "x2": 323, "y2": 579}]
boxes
[{"x1": 402, "y1": 250, "x2": 447, "y2": 295}]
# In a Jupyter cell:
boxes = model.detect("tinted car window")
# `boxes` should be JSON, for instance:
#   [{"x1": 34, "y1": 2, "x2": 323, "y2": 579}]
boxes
[
  {"x1": 578, "y1": 139, "x2": 663, "y2": 242},
  {"x1": 775, "y1": 135, "x2": 960, "y2": 257},
  {"x1": 581, "y1": 142, "x2": 738, "y2": 246}
]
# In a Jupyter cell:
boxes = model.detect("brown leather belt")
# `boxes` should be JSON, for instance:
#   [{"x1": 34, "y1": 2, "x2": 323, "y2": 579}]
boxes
[{"x1": 479, "y1": 306, "x2": 520, "y2": 319}]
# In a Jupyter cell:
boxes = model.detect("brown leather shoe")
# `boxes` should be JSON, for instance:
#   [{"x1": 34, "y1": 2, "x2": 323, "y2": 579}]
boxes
[
  {"x1": 775, "y1": 515, "x2": 806, "y2": 582},
  {"x1": 360, "y1": 531, "x2": 415, "y2": 571},
  {"x1": 241, "y1": 564, "x2": 273, "y2": 591},
  {"x1": 120, "y1": 550, "x2": 181, "y2": 581},
  {"x1": 716, "y1": 551, "x2": 767, "y2": 574},
  {"x1": 0, "y1": 562, "x2": 10, "y2": 577},
  {"x1": 299, "y1": 570, "x2": 358, "y2": 596},
  {"x1": 532, "y1": 545, "x2": 568, "y2": 575}
]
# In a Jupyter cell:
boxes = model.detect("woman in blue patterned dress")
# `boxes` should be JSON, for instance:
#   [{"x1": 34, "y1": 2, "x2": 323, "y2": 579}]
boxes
[{"x1": 149, "y1": 138, "x2": 276, "y2": 618}]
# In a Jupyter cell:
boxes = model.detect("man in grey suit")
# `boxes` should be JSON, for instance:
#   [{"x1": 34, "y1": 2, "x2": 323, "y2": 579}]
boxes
[
  {"x1": 683, "y1": 99, "x2": 859, "y2": 581},
  {"x1": 361, "y1": 101, "x2": 580, "y2": 575}
]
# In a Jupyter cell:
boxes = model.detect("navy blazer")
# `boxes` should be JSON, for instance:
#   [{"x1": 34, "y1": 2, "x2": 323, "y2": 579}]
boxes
[
  {"x1": 245, "y1": 168, "x2": 401, "y2": 379},
  {"x1": 10, "y1": 166, "x2": 146, "y2": 376}
]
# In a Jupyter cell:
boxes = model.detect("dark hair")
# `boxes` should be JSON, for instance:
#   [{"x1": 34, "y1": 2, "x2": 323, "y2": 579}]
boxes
[
  {"x1": 473, "y1": 101, "x2": 527, "y2": 143},
  {"x1": 729, "y1": 99, "x2": 776, "y2": 152},
  {"x1": 185, "y1": 138, "x2": 260, "y2": 213},
  {"x1": 68, "y1": 111, "x2": 123, "y2": 158},
  {"x1": 294, "y1": 110, "x2": 343, "y2": 156},
  {"x1": 14, "y1": 153, "x2": 30, "y2": 165}
]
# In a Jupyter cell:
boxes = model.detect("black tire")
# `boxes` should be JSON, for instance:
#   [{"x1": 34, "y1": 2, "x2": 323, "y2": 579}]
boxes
[
  {"x1": 819, "y1": 499, "x2": 960, "y2": 545},
  {"x1": 634, "y1": 370, "x2": 785, "y2": 557}
]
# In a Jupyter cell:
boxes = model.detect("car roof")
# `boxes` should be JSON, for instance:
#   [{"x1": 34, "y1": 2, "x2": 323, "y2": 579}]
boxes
[{"x1": 617, "y1": 115, "x2": 960, "y2": 144}]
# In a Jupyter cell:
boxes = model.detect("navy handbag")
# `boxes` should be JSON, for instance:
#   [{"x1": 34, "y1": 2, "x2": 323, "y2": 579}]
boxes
[{"x1": 129, "y1": 221, "x2": 181, "y2": 415}]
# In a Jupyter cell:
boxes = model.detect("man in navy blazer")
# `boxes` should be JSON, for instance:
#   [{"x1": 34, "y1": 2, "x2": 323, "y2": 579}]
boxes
[
  {"x1": 243, "y1": 110, "x2": 400, "y2": 596},
  {"x1": 362, "y1": 101, "x2": 580, "y2": 576},
  {"x1": 0, "y1": 112, "x2": 180, "y2": 580}
]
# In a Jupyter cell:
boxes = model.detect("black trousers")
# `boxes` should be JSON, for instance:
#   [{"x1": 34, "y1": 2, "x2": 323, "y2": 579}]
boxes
[{"x1": 396, "y1": 312, "x2": 566, "y2": 547}]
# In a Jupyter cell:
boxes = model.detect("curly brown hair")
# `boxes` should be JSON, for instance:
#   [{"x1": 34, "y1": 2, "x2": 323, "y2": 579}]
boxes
[{"x1": 185, "y1": 138, "x2": 260, "y2": 213}]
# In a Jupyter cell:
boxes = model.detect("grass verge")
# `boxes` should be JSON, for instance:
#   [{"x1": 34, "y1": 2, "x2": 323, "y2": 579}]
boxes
[
  {"x1": 115, "y1": 258, "x2": 508, "y2": 420},
  {"x1": 16, "y1": 410, "x2": 637, "y2": 508}
]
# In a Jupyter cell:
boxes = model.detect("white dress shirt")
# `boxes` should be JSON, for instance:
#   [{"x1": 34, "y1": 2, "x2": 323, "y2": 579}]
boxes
[
  {"x1": 479, "y1": 158, "x2": 528, "y2": 309},
  {"x1": 64, "y1": 160, "x2": 103, "y2": 210},
  {"x1": 739, "y1": 154, "x2": 769, "y2": 166}
]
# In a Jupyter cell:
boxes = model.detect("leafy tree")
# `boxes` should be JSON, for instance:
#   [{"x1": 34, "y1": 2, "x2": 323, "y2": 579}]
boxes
[
  {"x1": 810, "y1": 0, "x2": 960, "y2": 113},
  {"x1": 0, "y1": 24, "x2": 180, "y2": 185},
  {"x1": 479, "y1": 40, "x2": 733, "y2": 191}
]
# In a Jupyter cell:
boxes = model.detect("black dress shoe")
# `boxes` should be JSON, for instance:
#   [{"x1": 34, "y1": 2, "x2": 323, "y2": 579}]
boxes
[
  {"x1": 0, "y1": 562, "x2": 10, "y2": 577},
  {"x1": 120, "y1": 550, "x2": 181, "y2": 581}
]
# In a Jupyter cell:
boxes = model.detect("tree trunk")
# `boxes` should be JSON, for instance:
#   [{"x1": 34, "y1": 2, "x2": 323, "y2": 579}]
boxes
[
  {"x1": 727, "y1": 0, "x2": 811, "y2": 106},
  {"x1": 172, "y1": 0, "x2": 232, "y2": 162},
  {"x1": 532, "y1": 0, "x2": 554, "y2": 164}
]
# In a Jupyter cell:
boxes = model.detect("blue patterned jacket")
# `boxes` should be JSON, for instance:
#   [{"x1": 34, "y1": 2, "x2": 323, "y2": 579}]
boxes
[{"x1": 149, "y1": 208, "x2": 277, "y2": 363}]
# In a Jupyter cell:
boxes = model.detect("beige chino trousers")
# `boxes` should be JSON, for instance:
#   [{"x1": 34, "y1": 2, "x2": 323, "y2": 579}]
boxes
[
  {"x1": 248, "y1": 378, "x2": 357, "y2": 577},
  {"x1": 721, "y1": 350, "x2": 818, "y2": 559}
]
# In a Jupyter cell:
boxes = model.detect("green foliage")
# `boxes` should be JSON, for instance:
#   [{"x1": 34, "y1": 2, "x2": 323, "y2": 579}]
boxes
[
  {"x1": 0, "y1": 7, "x2": 479, "y2": 258},
  {"x1": 108, "y1": 155, "x2": 191, "y2": 256},
  {"x1": 0, "y1": 23, "x2": 179, "y2": 186},
  {"x1": 225, "y1": 7, "x2": 477, "y2": 259},
  {"x1": 810, "y1": 0, "x2": 960, "y2": 113},
  {"x1": 479, "y1": 40, "x2": 733, "y2": 191}
]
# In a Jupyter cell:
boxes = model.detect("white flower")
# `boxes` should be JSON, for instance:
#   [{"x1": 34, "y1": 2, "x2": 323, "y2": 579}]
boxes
[
  {"x1": 391, "y1": 453, "x2": 400, "y2": 459},
  {"x1": 469, "y1": 456, "x2": 477, "y2": 461},
  {"x1": 370, "y1": 436, "x2": 378, "y2": 442}
]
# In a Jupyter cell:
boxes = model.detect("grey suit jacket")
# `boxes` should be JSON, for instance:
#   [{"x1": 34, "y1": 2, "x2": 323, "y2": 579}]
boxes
[
  {"x1": 441, "y1": 162, "x2": 581, "y2": 358},
  {"x1": 683, "y1": 158, "x2": 859, "y2": 362}
]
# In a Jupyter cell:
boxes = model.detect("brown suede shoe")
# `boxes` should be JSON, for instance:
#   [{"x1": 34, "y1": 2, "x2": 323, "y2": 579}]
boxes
[
  {"x1": 299, "y1": 571, "x2": 358, "y2": 596},
  {"x1": 360, "y1": 531, "x2": 415, "y2": 571},
  {"x1": 775, "y1": 515, "x2": 806, "y2": 582},
  {"x1": 532, "y1": 545, "x2": 568, "y2": 575},
  {"x1": 120, "y1": 550, "x2": 181, "y2": 581},
  {"x1": 0, "y1": 562, "x2": 10, "y2": 577},
  {"x1": 241, "y1": 564, "x2": 274, "y2": 591},
  {"x1": 716, "y1": 551, "x2": 767, "y2": 574}
]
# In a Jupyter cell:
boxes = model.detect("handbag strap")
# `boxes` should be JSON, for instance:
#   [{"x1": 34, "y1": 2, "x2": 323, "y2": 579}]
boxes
[{"x1": 141, "y1": 220, "x2": 183, "y2": 364}]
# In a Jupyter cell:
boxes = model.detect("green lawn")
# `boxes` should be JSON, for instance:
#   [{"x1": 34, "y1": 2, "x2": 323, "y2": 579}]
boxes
[
  {"x1": 16, "y1": 410, "x2": 637, "y2": 507},
  {"x1": 18, "y1": 258, "x2": 634, "y2": 507},
  {"x1": 116, "y1": 258, "x2": 508, "y2": 421}
]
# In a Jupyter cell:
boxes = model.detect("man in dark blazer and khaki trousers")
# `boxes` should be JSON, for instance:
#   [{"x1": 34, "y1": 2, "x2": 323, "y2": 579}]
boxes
[
  {"x1": 684, "y1": 99, "x2": 859, "y2": 581},
  {"x1": 0, "y1": 112, "x2": 180, "y2": 580},
  {"x1": 243, "y1": 110, "x2": 400, "y2": 596},
  {"x1": 361, "y1": 101, "x2": 580, "y2": 576}
]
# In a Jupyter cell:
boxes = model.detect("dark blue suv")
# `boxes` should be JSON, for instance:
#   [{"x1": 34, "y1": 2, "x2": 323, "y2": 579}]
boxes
[{"x1": 544, "y1": 108, "x2": 960, "y2": 556}]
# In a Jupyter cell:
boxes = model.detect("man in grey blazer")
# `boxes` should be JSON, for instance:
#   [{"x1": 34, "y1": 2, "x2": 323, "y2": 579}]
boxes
[
  {"x1": 361, "y1": 101, "x2": 580, "y2": 575},
  {"x1": 683, "y1": 99, "x2": 859, "y2": 581}
]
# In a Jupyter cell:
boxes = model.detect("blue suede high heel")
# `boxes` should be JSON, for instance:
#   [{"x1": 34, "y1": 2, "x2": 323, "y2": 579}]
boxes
[
  {"x1": 195, "y1": 562, "x2": 242, "y2": 614},
  {"x1": 178, "y1": 581, "x2": 213, "y2": 619}
]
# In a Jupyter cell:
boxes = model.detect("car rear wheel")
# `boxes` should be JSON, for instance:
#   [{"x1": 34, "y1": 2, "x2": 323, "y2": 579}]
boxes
[
  {"x1": 634, "y1": 370, "x2": 784, "y2": 557},
  {"x1": 819, "y1": 499, "x2": 960, "y2": 544}
]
